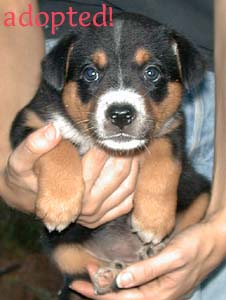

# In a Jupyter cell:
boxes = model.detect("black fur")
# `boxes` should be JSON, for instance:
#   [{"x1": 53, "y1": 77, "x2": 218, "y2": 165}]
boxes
[{"x1": 42, "y1": 34, "x2": 77, "y2": 91}]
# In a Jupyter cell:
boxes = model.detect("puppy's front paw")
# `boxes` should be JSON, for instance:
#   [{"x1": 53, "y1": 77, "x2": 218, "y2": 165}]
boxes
[
  {"x1": 131, "y1": 214, "x2": 175, "y2": 245},
  {"x1": 36, "y1": 183, "x2": 84, "y2": 232}
]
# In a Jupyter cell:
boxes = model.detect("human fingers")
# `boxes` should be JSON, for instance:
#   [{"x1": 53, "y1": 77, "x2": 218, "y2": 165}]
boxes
[
  {"x1": 81, "y1": 156, "x2": 134, "y2": 217},
  {"x1": 0, "y1": 124, "x2": 61, "y2": 212},
  {"x1": 70, "y1": 264, "x2": 143, "y2": 300},
  {"x1": 116, "y1": 241, "x2": 186, "y2": 288},
  {"x1": 79, "y1": 158, "x2": 139, "y2": 224},
  {"x1": 71, "y1": 275, "x2": 190, "y2": 300},
  {"x1": 8, "y1": 124, "x2": 61, "y2": 176},
  {"x1": 78, "y1": 193, "x2": 134, "y2": 228},
  {"x1": 72, "y1": 217, "x2": 224, "y2": 300},
  {"x1": 116, "y1": 223, "x2": 217, "y2": 289},
  {"x1": 72, "y1": 280, "x2": 144, "y2": 300},
  {"x1": 82, "y1": 147, "x2": 109, "y2": 190}
]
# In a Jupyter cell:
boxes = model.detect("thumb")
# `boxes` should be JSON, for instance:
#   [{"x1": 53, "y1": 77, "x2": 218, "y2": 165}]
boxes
[
  {"x1": 9, "y1": 124, "x2": 61, "y2": 173},
  {"x1": 116, "y1": 245, "x2": 183, "y2": 288}
]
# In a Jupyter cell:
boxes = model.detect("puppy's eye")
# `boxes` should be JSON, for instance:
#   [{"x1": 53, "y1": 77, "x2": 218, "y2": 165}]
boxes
[
  {"x1": 144, "y1": 66, "x2": 161, "y2": 82},
  {"x1": 83, "y1": 66, "x2": 99, "y2": 82}
]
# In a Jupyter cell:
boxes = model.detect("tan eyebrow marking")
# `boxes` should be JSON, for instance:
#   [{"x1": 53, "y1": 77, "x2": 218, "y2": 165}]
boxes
[
  {"x1": 91, "y1": 50, "x2": 108, "y2": 68},
  {"x1": 134, "y1": 48, "x2": 151, "y2": 66}
]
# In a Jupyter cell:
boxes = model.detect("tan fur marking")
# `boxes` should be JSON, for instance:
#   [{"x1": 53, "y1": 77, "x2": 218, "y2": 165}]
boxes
[
  {"x1": 34, "y1": 140, "x2": 84, "y2": 231},
  {"x1": 53, "y1": 244, "x2": 100, "y2": 275},
  {"x1": 25, "y1": 110, "x2": 45, "y2": 129},
  {"x1": 132, "y1": 138, "x2": 182, "y2": 243},
  {"x1": 175, "y1": 193, "x2": 209, "y2": 234},
  {"x1": 63, "y1": 82, "x2": 93, "y2": 132},
  {"x1": 134, "y1": 48, "x2": 151, "y2": 65},
  {"x1": 149, "y1": 82, "x2": 183, "y2": 135},
  {"x1": 91, "y1": 50, "x2": 108, "y2": 68}
]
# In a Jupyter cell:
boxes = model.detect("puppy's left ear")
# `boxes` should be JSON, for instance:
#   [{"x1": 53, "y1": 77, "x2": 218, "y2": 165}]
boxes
[
  {"x1": 42, "y1": 33, "x2": 77, "y2": 92},
  {"x1": 172, "y1": 32, "x2": 206, "y2": 90}
]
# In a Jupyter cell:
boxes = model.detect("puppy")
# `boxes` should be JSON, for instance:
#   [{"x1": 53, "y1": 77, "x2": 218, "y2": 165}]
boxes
[{"x1": 11, "y1": 13, "x2": 210, "y2": 300}]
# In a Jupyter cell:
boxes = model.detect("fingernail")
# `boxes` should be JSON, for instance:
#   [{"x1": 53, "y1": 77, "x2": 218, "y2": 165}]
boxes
[
  {"x1": 29, "y1": 124, "x2": 60, "y2": 150},
  {"x1": 30, "y1": 135, "x2": 47, "y2": 149},
  {"x1": 44, "y1": 124, "x2": 60, "y2": 141},
  {"x1": 69, "y1": 282, "x2": 78, "y2": 290},
  {"x1": 116, "y1": 272, "x2": 133, "y2": 288}
]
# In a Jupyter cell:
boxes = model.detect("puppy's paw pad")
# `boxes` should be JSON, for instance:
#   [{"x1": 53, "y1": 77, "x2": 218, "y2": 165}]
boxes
[
  {"x1": 151, "y1": 241, "x2": 166, "y2": 255},
  {"x1": 92, "y1": 262, "x2": 125, "y2": 295},
  {"x1": 138, "y1": 245, "x2": 154, "y2": 260},
  {"x1": 138, "y1": 242, "x2": 166, "y2": 260},
  {"x1": 93, "y1": 267, "x2": 117, "y2": 295},
  {"x1": 111, "y1": 261, "x2": 126, "y2": 270}
]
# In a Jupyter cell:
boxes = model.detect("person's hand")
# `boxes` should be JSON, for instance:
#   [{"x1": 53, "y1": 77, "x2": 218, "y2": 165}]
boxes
[
  {"x1": 78, "y1": 149, "x2": 139, "y2": 228},
  {"x1": 0, "y1": 124, "x2": 62, "y2": 212},
  {"x1": 71, "y1": 212, "x2": 226, "y2": 300},
  {"x1": 0, "y1": 123, "x2": 139, "y2": 225}
]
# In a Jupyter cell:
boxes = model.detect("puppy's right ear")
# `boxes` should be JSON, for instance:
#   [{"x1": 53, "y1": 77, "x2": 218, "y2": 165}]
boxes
[
  {"x1": 171, "y1": 31, "x2": 206, "y2": 90},
  {"x1": 42, "y1": 33, "x2": 77, "y2": 92}
]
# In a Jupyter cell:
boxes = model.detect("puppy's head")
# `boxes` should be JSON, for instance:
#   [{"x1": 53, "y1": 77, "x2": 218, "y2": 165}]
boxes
[{"x1": 43, "y1": 13, "x2": 205, "y2": 154}]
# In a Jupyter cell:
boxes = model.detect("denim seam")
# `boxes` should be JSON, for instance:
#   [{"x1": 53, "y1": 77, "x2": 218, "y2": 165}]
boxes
[{"x1": 189, "y1": 91, "x2": 204, "y2": 156}]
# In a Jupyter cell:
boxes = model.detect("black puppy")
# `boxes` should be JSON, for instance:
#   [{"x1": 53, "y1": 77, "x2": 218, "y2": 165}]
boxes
[{"x1": 11, "y1": 13, "x2": 210, "y2": 299}]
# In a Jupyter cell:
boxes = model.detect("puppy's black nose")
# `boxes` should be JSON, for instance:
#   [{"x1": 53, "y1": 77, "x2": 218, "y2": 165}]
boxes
[{"x1": 107, "y1": 104, "x2": 136, "y2": 129}]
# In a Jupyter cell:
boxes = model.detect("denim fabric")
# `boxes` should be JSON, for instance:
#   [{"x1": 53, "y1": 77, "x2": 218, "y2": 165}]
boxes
[
  {"x1": 46, "y1": 38, "x2": 58, "y2": 53},
  {"x1": 183, "y1": 71, "x2": 215, "y2": 180},
  {"x1": 184, "y1": 72, "x2": 226, "y2": 300}
]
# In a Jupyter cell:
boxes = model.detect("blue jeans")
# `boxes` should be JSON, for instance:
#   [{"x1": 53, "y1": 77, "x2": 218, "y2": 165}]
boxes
[
  {"x1": 184, "y1": 72, "x2": 226, "y2": 300},
  {"x1": 184, "y1": 71, "x2": 215, "y2": 181}
]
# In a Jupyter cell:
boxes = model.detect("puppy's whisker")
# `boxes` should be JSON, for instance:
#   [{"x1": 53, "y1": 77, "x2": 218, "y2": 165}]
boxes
[
  {"x1": 76, "y1": 119, "x2": 89, "y2": 125},
  {"x1": 87, "y1": 128, "x2": 96, "y2": 133},
  {"x1": 64, "y1": 107, "x2": 91, "y2": 113},
  {"x1": 142, "y1": 88, "x2": 153, "y2": 98},
  {"x1": 87, "y1": 112, "x2": 96, "y2": 116},
  {"x1": 145, "y1": 118, "x2": 154, "y2": 126},
  {"x1": 144, "y1": 144, "x2": 151, "y2": 155},
  {"x1": 82, "y1": 126, "x2": 96, "y2": 134},
  {"x1": 89, "y1": 92, "x2": 99, "y2": 100}
]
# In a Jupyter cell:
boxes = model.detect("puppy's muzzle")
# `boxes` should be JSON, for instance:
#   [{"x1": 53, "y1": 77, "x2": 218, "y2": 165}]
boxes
[{"x1": 106, "y1": 104, "x2": 136, "y2": 130}]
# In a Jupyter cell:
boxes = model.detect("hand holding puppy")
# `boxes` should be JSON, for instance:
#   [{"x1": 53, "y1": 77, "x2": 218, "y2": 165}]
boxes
[
  {"x1": 71, "y1": 212, "x2": 226, "y2": 300},
  {"x1": 0, "y1": 124, "x2": 138, "y2": 226}
]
